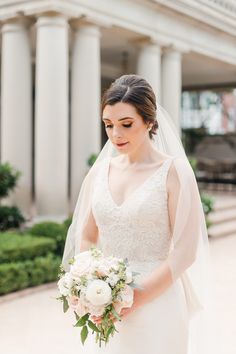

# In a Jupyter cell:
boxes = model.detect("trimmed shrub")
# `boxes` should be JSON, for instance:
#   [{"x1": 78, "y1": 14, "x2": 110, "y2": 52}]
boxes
[
  {"x1": 201, "y1": 194, "x2": 214, "y2": 215},
  {"x1": 63, "y1": 217, "x2": 72, "y2": 232},
  {"x1": 0, "y1": 162, "x2": 21, "y2": 198},
  {"x1": 0, "y1": 253, "x2": 61, "y2": 295},
  {"x1": 0, "y1": 262, "x2": 29, "y2": 294},
  {"x1": 0, "y1": 206, "x2": 25, "y2": 231},
  {"x1": 0, "y1": 162, "x2": 25, "y2": 231},
  {"x1": 0, "y1": 232, "x2": 56, "y2": 263},
  {"x1": 28, "y1": 221, "x2": 67, "y2": 256},
  {"x1": 87, "y1": 153, "x2": 98, "y2": 167}
]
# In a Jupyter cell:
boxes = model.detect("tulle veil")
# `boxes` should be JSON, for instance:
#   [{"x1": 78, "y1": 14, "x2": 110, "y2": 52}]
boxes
[{"x1": 62, "y1": 103, "x2": 214, "y2": 354}]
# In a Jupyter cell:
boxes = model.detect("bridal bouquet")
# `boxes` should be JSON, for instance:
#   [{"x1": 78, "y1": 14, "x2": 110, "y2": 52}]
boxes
[{"x1": 57, "y1": 247, "x2": 139, "y2": 347}]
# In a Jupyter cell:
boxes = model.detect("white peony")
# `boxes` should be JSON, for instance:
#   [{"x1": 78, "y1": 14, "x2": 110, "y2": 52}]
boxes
[
  {"x1": 106, "y1": 272, "x2": 120, "y2": 287},
  {"x1": 85, "y1": 279, "x2": 112, "y2": 306},
  {"x1": 57, "y1": 273, "x2": 73, "y2": 296}
]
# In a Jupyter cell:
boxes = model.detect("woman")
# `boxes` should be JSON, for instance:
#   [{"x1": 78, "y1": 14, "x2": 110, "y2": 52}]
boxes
[{"x1": 62, "y1": 75, "x2": 211, "y2": 354}]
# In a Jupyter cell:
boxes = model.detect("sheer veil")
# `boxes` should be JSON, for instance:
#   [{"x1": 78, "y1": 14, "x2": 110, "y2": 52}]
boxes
[{"x1": 62, "y1": 103, "x2": 213, "y2": 354}]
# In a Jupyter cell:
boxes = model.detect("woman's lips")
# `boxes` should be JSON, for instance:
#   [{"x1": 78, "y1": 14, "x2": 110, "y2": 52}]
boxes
[{"x1": 116, "y1": 142, "x2": 128, "y2": 147}]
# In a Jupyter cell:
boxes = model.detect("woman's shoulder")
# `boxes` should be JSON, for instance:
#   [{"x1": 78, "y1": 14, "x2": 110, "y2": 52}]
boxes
[{"x1": 167, "y1": 156, "x2": 196, "y2": 189}]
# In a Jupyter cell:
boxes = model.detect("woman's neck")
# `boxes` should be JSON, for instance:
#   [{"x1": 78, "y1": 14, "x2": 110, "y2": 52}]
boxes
[{"x1": 121, "y1": 139, "x2": 160, "y2": 165}]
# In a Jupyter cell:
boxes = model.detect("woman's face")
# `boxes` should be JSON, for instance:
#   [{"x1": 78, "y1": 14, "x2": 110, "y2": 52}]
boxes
[{"x1": 102, "y1": 102, "x2": 150, "y2": 153}]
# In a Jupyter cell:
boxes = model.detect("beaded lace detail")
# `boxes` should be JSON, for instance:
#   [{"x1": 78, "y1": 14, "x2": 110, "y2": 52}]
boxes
[{"x1": 92, "y1": 157, "x2": 173, "y2": 274}]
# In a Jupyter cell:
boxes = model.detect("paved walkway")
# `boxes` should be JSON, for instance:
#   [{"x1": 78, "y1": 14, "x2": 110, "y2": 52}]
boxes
[{"x1": 0, "y1": 235, "x2": 235, "y2": 354}]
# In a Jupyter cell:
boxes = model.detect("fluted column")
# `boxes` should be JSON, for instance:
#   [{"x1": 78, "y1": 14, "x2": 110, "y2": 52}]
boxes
[
  {"x1": 70, "y1": 23, "x2": 101, "y2": 210},
  {"x1": 162, "y1": 48, "x2": 182, "y2": 134},
  {"x1": 0, "y1": 19, "x2": 32, "y2": 217},
  {"x1": 137, "y1": 42, "x2": 162, "y2": 102},
  {"x1": 35, "y1": 15, "x2": 69, "y2": 216}
]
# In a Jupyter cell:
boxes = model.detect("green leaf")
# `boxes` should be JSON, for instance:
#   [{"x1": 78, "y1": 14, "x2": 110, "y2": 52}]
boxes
[
  {"x1": 81, "y1": 325, "x2": 88, "y2": 345},
  {"x1": 55, "y1": 295, "x2": 63, "y2": 300},
  {"x1": 106, "y1": 325, "x2": 114, "y2": 338},
  {"x1": 75, "y1": 313, "x2": 89, "y2": 327},
  {"x1": 74, "y1": 311, "x2": 80, "y2": 321},
  {"x1": 111, "y1": 307, "x2": 121, "y2": 321},
  {"x1": 62, "y1": 296, "x2": 69, "y2": 313},
  {"x1": 88, "y1": 320, "x2": 100, "y2": 333}
]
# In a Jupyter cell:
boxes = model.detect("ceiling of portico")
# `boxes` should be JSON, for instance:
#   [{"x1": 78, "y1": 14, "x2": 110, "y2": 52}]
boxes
[
  {"x1": 101, "y1": 26, "x2": 236, "y2": 89},
  {"x1": 182, "y1": 52, "x2": 236, "y2": 89}
]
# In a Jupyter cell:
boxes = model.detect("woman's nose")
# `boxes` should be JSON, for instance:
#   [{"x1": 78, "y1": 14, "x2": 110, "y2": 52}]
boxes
[{"x1": 112, "y1": 126, "x2": 123, "y2": 138}]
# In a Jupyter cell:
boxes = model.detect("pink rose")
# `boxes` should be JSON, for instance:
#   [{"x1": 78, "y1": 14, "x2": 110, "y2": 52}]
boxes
[
  {"x1": 114, "y1": 285, "x2": 134, "y2": 314},
  {"x1": 68, "y1": 295, "x2": 88, "y2": 317},
  {"x1": 70, "y1": 258, "x2": 93, "y2": 280},
  {"x1": 68, "y1": 295, "x2": 79, "y2": 310},
  {"x1": 87, "y1": 303, "x2": 105, "y2": 317},
  {"x1": 113, "y1": 300, "x2": 123, "y2": 314}
]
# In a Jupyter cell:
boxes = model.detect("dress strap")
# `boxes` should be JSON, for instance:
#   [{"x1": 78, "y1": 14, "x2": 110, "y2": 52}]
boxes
[{"x1": 157, "y1": 157, "x2": 174, "y2": 189}]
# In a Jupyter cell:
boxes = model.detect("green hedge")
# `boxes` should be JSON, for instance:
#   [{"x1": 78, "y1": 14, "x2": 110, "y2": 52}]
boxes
[
  {"x1": 0, "y1": 232, "x2": 56, "y2": 263},
  {"x1": 0, "y1": 253, "x2": 61, "y2": 295},
  {"x1": 0, "y1": 205, "x2": 25, "y2": 231},
  {"x1": 63, "y1": 217, "x2": 72, "y2": 232},
  {"x1": 28, "y1": 221, "x2": 67, "y2": 256}
]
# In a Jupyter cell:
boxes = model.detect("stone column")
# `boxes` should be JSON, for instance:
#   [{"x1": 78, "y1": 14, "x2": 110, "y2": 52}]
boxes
[
  {"x1": 0, "y1": 19, "x2": 32, "y2": 217},
  {"x1": 137, "y1": 42, "x2": 162, "y2": 102},
  {"x1": 34, "y1": 15, "x2": 69, "y2": 216},
  {"x1": 162, "y1": 48, "x2": 182, "y2": 133},
  {"x1": 70, "y1": 23, "x2": 101, "y2": 210}
]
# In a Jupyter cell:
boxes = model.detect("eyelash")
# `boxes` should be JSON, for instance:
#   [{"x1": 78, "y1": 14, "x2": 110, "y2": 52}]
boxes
[{"x1": 105, "y1": 123, "x2": 133, "y2": 129}]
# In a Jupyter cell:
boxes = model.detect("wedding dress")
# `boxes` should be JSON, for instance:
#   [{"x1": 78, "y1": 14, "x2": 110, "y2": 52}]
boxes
[{"x1": 79, "y1": 156, "x2": 189, "y2": 354}]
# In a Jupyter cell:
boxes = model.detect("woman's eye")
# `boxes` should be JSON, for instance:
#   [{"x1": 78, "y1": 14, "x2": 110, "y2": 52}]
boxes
[{"x1": 105, "y1": 123, "x2": 132, "y2": 129}]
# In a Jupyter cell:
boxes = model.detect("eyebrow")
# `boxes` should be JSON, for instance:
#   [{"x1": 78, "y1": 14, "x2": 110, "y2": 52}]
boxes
[{"x1": 102, "y1": 117, "x2": 135, "y2": 122}]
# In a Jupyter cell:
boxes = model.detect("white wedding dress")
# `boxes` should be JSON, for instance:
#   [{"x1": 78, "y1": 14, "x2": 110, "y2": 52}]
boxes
[{"x1": 79, "y1": 156, "x2": 189, "y2": 354}]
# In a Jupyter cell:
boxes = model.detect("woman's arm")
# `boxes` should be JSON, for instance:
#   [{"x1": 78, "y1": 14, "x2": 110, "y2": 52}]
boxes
[{"x1": 80, "y1": 208, "x2": 99, "y2": 252}]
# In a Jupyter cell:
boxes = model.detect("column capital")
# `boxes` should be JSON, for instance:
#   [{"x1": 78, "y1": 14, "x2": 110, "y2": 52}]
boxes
[
  {"x1": 162, "y1": 47, "x2": 183, "y2": 61},
  {"x1": 133, "y1": 37, "x2": 162, "y2": 53},
  {"x1": 1, "y1": 16, "x2": 33, "y2": 34},
  {"x1": 162, "y1": 43, "x2": 189, "y2": 55},
  {"x1": 70, "y1": 14, "x2": 112, "y2": 29},
  {"x1": 35, "y1": 14, "x2": 68, "y2": 29},
  {"x1": 151, "y1": 33, "x2": 190, "y2": 54},
  {"x1": 70, "y1": 21, "x2": 101, "y2": 38}
]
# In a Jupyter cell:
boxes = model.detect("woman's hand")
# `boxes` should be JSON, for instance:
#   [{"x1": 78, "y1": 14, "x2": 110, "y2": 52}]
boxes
[{"x1": 91, "y1": 287, "x2": 146, "y2": 325}]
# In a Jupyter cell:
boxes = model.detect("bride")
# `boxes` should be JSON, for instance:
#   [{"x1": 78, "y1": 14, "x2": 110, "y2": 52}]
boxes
[{"x1": 62, "y1": 75, "x2": 211, "y2": 354}]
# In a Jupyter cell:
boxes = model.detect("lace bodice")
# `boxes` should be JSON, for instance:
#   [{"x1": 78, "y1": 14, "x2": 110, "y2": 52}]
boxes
[{"x1": 92, "y1": 157, "x2": 173, "y2": 274}]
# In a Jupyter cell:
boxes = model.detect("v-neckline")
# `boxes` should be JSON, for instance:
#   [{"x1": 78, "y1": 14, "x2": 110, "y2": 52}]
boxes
[{"x1": 106, "y1": 156, "x2": 171, "y2": 209}]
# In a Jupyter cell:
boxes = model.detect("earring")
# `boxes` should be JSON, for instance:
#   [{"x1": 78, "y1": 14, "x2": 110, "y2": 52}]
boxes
[{"x1": 148, "y1": 125, "x2": 152, "y2": 131}]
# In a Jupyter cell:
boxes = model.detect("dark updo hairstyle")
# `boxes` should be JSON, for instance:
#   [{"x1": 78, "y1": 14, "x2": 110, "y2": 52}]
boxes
[{"x1": 101, "y1": 74, "x2": 158, "y2": 140}]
